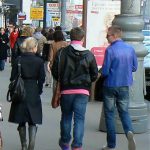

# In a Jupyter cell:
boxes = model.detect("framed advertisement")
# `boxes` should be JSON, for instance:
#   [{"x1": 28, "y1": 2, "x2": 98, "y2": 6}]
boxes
[
  {"x1": 44, "y1": 0, "x2": 60, "y2": 27},
  {"x1": 86, "y1": 0, "x2": 121, "y2": 67}
]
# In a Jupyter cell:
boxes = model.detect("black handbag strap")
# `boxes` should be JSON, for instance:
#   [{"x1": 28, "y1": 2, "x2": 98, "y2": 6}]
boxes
[
  {"x1": 18, "y1": 56, "x2": 21, "y2": 76},
  {"x1": 58, "y1": 48, "x2": 64, "y2": 80}
]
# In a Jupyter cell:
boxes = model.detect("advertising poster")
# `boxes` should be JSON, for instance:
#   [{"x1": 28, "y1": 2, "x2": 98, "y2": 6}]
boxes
[
  {"x1": 46, "y1": 3, "x2": 60, "y2": 27},
  {"x1": 30, "y1": 7, "x2": 43, "y2": 20},
  {"x1": 86, "y1": 0, "x2": 120, "y2": 67},
  {"x1": 66, "y1": 2, "x2": 83, "y2": 31}
]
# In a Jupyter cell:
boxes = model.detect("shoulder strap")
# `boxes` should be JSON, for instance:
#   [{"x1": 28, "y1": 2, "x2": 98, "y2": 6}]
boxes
[
  {"x1": 58, "y1": 47, "x2": 66, "y2": 80},
  {"x1": 58, "y1": 49, "x2": 63, "y2": 78},
  {"x1": 18, "y1": 56, "x2": 21, "y2": 76}
]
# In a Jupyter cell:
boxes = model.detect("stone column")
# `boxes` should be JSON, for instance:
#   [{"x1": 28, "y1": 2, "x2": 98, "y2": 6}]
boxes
[
  {"x1": 60, "y1": 0, "x2": 67, "y2": 29},
  {"x1": 99, "y1": 0, "x2": 148, "y2": 133}
]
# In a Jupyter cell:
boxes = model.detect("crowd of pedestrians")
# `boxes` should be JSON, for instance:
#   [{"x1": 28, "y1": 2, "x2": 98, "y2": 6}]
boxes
[{"x1": 0, "y1": 24, "x2": 137, "y2": 150}]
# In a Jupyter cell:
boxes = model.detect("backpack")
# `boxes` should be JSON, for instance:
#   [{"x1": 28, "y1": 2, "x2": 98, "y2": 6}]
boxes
[{"x1": 7, "y1": 56, "x2": 26, "y2": 103}]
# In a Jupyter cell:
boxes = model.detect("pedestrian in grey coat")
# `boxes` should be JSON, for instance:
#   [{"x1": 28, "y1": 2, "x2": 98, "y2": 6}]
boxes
[{"x1": 8, "y1": 37, "x2": 45, "y2": 150}]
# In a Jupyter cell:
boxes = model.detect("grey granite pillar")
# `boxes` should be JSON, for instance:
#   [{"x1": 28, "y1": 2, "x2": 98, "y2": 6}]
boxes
[
  {"x1": 99, "y1": 0, "x2": 148, "y2": 133},
  {"x1": 60, "y1": 0, "x2": 67, "y2": 29}
]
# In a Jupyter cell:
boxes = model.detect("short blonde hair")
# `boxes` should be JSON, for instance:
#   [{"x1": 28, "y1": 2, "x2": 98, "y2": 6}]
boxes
[{"x1": 21, "y1": 37, "x2": 38, "y2": 52}]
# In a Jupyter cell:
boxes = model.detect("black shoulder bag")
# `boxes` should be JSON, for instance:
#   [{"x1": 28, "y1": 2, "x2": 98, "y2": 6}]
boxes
[{"x1": 7, "y1": 57, "x2": 26, "y2": 103}]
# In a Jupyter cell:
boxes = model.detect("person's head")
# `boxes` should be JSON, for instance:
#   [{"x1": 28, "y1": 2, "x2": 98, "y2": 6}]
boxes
[
  {"x1": 14, "y1": 26, "x2": 19, "y2": 33},
  {"x1": 70, "y1": 27, "x2": 85, "y2": 41},
  {"x1": 49, "y1": 28, "x2": 54, "y2": 34},
  {"x1": 21, "y1": 37, "x2": 38, "y2": 53},
  {"x1": 35, "y1": 27, "x2": 42, "y2": 33},
  {"x1": 41, "y1": 28, "x2": 47, "y2": 36},
  {"x1": 21, "y1": 26, "x2": 34, "y2": 37},
  {"x1": 0, "y1": 27, "x2": 5, "y2": 34},
  {"x1": 106, "y1": 25, "x2": 122, "y2": 43},
  {"x1": 55, "y1": 26, "x2": 62, "y2": 31},
  {"x1": 46, "y1": 32, "x2": 54, "y2": 41},
  {"x1": 53, "y1": 30, "x2": 65, "y2": 42}
]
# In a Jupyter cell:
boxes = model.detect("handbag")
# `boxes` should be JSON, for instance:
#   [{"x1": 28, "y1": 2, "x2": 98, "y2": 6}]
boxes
[
  {"x1": 51, "y1": 49, "x2": 63, "y2": 108},
  {"x1": 94, "y1": 74, "x2": 105, "y2": 101},
  {"x1": 51, "y1": 81, "x2": 61, "y2": 108},
  {"x1": 0, "y1": 105, "x2": 3, "y2": 121},
  {"x1": 0, "y1": 131, "x2": 2, "y2": 149},
  {"x1": 7, "y1": 56, "x2": 26, "y2": 103}
]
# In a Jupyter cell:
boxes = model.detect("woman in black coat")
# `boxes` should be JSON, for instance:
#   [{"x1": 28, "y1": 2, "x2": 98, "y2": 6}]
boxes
[
  {"x1": 0, "y1": 27, "x2": 9, "y2": 71},
  {"x1": 12, "y1": 26, "x2": 34, "y2": 65},
  {"x1": 8, "y1": 37, "x2": 45, "y2": 150}
]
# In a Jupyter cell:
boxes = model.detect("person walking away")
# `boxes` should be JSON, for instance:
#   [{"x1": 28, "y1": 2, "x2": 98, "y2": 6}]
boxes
[
  {"x1": 14, "y1": 26, "x2": 34, "y2": 59},
  {"x1": 42, "y1": 29, "x2": 54, "y2": 87},
  {"x1": 0, "y1": 27, "x2": 9, "y2": 71},
  {"x1": 48, "y1": 30, "x2": 68, "y2": 91},
  {"x1": 9, "y1": 26, "x2": 19, "y2": 65},
  {"x1": 101, "y1": 25, "x2": 137, "y2": 150},
  {"x1": 33, "y1": 27, "x2": 47, "y2": 57},
  {"x1": 48, "y1": 30, "x2": 68, "y2": 68},
  {"x1": 52, "y1": 27, "x2": 98, "y2": 150},
  {"x1": 54, "y1": 26, "x2": 68, "y2": 40},
  {"x1": 8, "y1": 37, "x2": 45, "y2": 150}
]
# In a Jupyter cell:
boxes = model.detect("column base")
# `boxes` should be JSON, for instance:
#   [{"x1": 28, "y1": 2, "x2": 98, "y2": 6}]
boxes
[{"x1": 99, "y1": 102, "x2": 148, "y2": 133}]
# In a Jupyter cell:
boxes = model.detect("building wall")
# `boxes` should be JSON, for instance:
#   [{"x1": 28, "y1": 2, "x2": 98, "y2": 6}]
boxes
[
  {"x1": 0, "y1": 1, "x2": 3, "y2": 27},
  {"x1": 22, "y1": 0, "x2": 32, "y2": 24},
  {"x1": 5, "y1": 0, "x2": 21, "y2": 9}
]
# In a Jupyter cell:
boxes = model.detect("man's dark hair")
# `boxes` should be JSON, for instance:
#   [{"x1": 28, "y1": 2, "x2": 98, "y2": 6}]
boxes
[
  {"x1": 46, "y1": 32, "x2": 54, "y2": 41},
  {"x1": 70, "y1": 27, "x2": 85, "y2": 41},
  {"x1": 55, "y1": 26, "x2": 62, "y2": 31},
  {"x1": 53, "y1": 30, "x2": 65, "y2": 42}
]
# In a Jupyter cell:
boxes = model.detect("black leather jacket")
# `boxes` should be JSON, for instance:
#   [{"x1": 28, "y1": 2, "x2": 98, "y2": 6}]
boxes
[{"x1": 52, "y1": 45, "x2": 98, "y2": 91}]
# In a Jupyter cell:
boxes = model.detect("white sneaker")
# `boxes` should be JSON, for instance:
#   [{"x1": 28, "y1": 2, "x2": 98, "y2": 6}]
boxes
[
  {"x1": 101, "y1": 145, "x2": 115, "y2": 150},
  {"x1": 127, "y1": 131, "x2": 136, "y2": 150}
]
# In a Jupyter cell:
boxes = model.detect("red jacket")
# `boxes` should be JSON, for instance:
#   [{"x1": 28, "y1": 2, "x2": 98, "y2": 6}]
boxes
[{"x1": 9, "y1": 32, "x2": 19, "y2": 49}]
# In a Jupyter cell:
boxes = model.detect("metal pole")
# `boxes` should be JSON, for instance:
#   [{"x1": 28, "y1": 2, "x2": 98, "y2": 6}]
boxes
[
  {"x1": 82, "y1": 0, "x2": 87, "y2": 47},
  {"x1": 43, "y1": 0, "x2": 46, "y2": 28},
  {"x1": 60, "y1": 0, "x2": 67, "y2": 29}
]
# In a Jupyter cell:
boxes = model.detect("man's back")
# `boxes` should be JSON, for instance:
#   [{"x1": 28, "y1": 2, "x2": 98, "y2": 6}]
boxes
[
  {"x1": 102, "y1": 39, "x2": 137, "y2": 87},
  {"x1": 52, "y1": 45, "x2": 98, "y2": 91}
]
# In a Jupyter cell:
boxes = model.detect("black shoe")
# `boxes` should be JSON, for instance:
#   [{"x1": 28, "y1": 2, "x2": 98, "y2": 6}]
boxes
[{"x1": 45, "y1": 84, "x2": 49, "y2": 87}]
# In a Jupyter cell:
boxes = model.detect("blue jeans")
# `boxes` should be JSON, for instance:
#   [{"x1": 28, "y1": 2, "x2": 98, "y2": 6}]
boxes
[
  {"x1": 60, "y1": 94, "x2": 88, "y2": 148},
  {"x1": 0, "y1": 60, "x2": 5, "y2": 71},
  {"x1": 103, "y1": 86, "x2": 133, "y2": 148}
]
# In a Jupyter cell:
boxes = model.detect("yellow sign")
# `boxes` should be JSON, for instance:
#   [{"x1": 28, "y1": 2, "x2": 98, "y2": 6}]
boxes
[
  {"x1": 30, "y1": 7, "x2": 43, "y2": 20},
  {"x1": 52, "y1": 17, "x2": 60, "y2": 22}
]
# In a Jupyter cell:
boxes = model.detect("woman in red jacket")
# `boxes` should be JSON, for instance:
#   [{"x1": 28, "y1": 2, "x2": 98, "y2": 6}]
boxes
[{"x1": 9, "y1": 26, "x2": 19, "y2": 65}]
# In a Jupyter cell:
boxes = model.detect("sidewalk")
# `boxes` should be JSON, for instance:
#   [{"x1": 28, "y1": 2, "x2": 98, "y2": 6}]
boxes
[{"x1": 0, "y1": 63, "x2": 150, "y2": 150}]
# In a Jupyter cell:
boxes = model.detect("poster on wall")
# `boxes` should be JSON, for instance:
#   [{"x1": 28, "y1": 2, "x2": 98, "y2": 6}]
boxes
[
  {"x1": 66, "y1": 2, "x2": 83, "y2": 31},
  {"x1": 30, "y1": 7, "x2": 43, "y2": 20},
  {"x1": 46, "y1": 3, "x2": 60, "y2": 27},
  {"x1": 86, "y1": 0, "x2": 121, "y2": 67}
]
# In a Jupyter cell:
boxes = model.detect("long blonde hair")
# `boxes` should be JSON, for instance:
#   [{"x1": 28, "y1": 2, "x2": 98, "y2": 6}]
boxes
[{"x1": 21, "y1": 37, "x2": 38, "y2": 53}]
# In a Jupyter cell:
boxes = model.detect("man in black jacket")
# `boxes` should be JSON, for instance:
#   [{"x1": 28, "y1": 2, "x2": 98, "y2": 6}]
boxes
[{"x1": 52, "y1": 27, "x2": 98, "y2": 150}]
